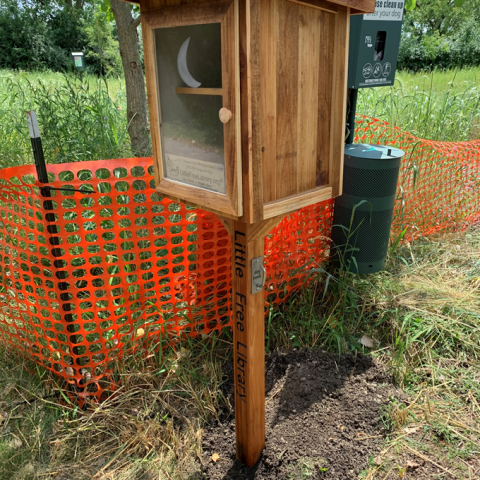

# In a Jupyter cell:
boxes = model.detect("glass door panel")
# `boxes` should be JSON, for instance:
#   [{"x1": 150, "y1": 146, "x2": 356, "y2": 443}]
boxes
[{"x1": 155, "y1": 23, "x2": 226, "y2": 194}]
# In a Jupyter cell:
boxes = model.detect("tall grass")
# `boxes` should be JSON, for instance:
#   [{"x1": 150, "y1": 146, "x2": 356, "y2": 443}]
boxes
[
  {"x1": 266, "y1": 226, "x2": 480, "y2": 477},
  {"x1": 0, "y1": 70, "x2": 133, "y2": 169},
  {"x1": 0, "y1": 67, "x2": 479, "y2": 171},
  {"x1": 358, "y1": 68, "x2": 480, "y2": 142}
]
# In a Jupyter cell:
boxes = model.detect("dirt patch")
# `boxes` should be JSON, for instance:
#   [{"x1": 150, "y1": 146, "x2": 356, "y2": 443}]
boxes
[{"x1": 199, "y1": 350, "x2": 406, "y2": 479}]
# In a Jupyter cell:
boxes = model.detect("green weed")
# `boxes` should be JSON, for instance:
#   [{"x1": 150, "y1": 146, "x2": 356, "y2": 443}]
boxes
[
  {"x1": 358, "y1": 68, "x2": 480, "y2": 141},
  {"x1": 0, "y1": 70, "x2": 137, "y2": 169},
  {"x1": 0, "y1": 68, "x2": 478, "y2": 172}
]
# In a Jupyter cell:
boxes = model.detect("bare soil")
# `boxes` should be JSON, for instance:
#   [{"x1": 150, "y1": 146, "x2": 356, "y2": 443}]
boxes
[{"x1": 198, "y1": 350, "x2": 407, "y2": 479}]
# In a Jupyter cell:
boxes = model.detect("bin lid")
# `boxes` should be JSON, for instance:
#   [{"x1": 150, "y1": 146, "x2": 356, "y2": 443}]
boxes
[{"x1": 345, "y1": 144, "x2": 405, "y2": 160}]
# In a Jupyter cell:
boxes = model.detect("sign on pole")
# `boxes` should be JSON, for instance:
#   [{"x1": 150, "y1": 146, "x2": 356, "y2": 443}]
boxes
[{"x1": 71, "y1": 52, "x2": 84, "y2": 68}]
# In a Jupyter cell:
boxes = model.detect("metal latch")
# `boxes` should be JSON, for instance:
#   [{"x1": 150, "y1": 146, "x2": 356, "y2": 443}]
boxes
[{"x1": 251, "y1": 257, "x2": 266, "y2": 294}]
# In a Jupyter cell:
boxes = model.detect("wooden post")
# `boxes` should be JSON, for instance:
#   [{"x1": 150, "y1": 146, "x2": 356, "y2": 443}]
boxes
[
  {"x1": 231, "y1": 220, "x2": 265, "y2": 466},
  {"x1": 221, "y1": 216, "x2": 284, "y2": 467}
]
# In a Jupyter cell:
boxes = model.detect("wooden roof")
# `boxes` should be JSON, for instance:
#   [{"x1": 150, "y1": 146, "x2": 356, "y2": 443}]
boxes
[{"x1": 122, "y1": 0, "x2": 375, "y2": 16}]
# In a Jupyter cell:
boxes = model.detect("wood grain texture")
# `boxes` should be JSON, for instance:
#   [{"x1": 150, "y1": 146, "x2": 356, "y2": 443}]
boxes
[
  {"x1": 239, "y1": 0, "x2": 264, "y2": 224},
  {"x1": 247, "y1": 215, "x2": 284, "y2": 241},
  {"x1": 287, "y1": 0, "x2": 338, "y2": 13},
  {"x1": 329, "y1": 6, "x2": 349, "y2": 197},
  {"x1": 316, "y1": 0, "x2": 374, "y2": 13},
  {"x1": 137, "y1": 0, "x2": 374, "y2": 14},
  {"x1": 350, "y1": 7, "x2": 367, "y2": 14},
  {"x1": 248, "y1": 0, "x2": 264, "y2": 223},
  {"x1": 143, "y1": 0, "x2": 350, "y2": 220},
  {"x1": 231, "y1": 220, "x2": 266, "y2": 466},
  {"x1": 142, "y1": 0, "x2": 204, "y2": 9},
  {"x1": 296, "y1": 4, "x2": 320, "y2": 192},
  {"x1": 218, "y1": 215, "x2": 233, "y2": 236},
  {"x1": 157, "y1": 178, "x2": 238, "y2": 216},
  {"x1": 141, "y1": 18, "x2": 163, "y2": 185},
  {"x1": 255, "y1": 0, "x2": 342, "y2": 213},
  {"x1": 238, "y1": 0, "x2": 252, "y2": 223},
  {"x1": 260, "y1": 0, "x2": 277, "y2": 204},
  {"x1": 275, "y1": 0, "x2": 299, "y2": 200},
  {"x1": 144, "y1": 0, "x2": 231, "y2": 27},
  {"x1": 316, "y1": 11, "x2": 335, "y2": 187},
  {"x1": 175, "y1": 87, "x2": 223, "y2": 96},
  {"x1": 263, "y1": 185, "x2": 332, "y2": 218},
  {"x1": 222, "y1": 0, "x2": 243, "y2": 216},
  {"x1": 145, "y1": 0, "x2": 242, "y2": 218}
]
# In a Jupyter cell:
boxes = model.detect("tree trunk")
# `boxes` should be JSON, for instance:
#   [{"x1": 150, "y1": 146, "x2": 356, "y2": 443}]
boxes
[{"x1": 110, "y1": 0, "x2": 150, "y2": 157}]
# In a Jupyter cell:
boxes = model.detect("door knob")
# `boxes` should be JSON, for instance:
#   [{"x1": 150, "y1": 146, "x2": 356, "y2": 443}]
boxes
[{"x1": 219, "y1": 107, "x2": 232, "y2": 124}]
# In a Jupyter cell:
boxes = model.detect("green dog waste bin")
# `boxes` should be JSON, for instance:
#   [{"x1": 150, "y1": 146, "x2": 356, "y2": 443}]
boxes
[{"x1": 331, "y1": 144, "x2": 405, "y2": 274}]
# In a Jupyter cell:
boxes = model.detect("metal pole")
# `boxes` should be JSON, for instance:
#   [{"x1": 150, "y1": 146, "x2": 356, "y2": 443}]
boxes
[
  {"x1": 26, "y1": 111, "x2": 48, "y2": 185},
  {"x1": 346, "y1": 88, "x2": 358, "y2": 145},
  {"x1": 25, "y1": 111, "x2": 81, "y2": 387}
]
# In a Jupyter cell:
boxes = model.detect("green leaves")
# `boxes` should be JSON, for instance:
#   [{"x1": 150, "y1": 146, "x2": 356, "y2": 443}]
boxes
[
  {"x1": 404, "y1": 0, "x2": 416, "y2": 11},
  {"x1": 100, "y1": 0, "x2": 114, "y2": 22},
  {"x1": 405, "y1": 0, "x2": 465, "y2": 10}
]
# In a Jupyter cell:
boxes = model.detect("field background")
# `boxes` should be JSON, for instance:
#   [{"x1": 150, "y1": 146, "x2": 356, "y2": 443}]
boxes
[{"x1": 0, "y1": 67, "x2": 479, "y2": 170}]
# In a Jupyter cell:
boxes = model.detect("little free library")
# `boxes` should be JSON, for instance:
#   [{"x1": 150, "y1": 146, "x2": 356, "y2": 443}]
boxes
[{"x1": 123, "y1": 0, "x2": 376, "y2": 467}]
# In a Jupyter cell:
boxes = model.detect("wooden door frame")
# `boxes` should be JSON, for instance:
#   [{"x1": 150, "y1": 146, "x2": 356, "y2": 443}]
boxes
[{"x1": 142, "y1": 0, "x2": 242, "y2": 218}]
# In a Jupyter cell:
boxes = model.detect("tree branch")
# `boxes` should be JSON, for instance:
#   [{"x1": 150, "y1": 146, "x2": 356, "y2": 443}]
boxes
[{"x1": 131, "y1": 16, "x2": 141, "y2": 30}]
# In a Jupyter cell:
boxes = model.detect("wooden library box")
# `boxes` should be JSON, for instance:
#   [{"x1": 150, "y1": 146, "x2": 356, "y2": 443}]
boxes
[{"x1": 126, "y1": 0, "x2": 375, "y2": 222}]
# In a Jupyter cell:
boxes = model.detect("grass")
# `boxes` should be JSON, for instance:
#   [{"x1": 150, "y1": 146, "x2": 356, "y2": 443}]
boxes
[
  {"x1": 0, "y1": 67, "x2": 478, "y2": 171},
  {"x1": 0, "y1": 67, "x2": 479, "y2": 477},
  {"x1": 1, "y1": 226, "x2": 479, "y2": 479},
  {"x1": 274, "y1": 227, "x2": 480, "y2": 478},
  {"x1": 357, "y1": 67, "x2": 480, "y2": 142},
  {"x1": 0, "y1": 332, "x2": 231, "y2": 479},
  {"x1": 0, "y1": 70, "x2": 136, "y2": 169}
]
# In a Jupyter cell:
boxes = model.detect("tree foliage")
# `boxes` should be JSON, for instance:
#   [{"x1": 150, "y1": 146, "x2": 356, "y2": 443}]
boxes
[
  {"x1": 0, "y1": 0, "x2": 121, "y2": 75},
  {"x1": 85, "y1": 10, "x2": 123, "y2": 76},
  {"x1": 399, "y1": 0, "x2": 480, "y2": 70}
]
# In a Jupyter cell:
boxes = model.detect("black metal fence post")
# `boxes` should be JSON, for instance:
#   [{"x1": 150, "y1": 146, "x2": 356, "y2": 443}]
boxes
[
  {"x1": 26, "y1": 111, "x2": 83, "y2": 385},
  {"x1": 26, "y1": 111, "x2": 49, "y2": 186}
]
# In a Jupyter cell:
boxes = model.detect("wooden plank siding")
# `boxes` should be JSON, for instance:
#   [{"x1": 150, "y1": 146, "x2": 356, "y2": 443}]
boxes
[
  {"x1": 296, "y1": 3, "x2": 321, "y2": 193},
  {"x1": 259, "y1": 0, "x2": 277, "y2": 205},
  {"x1": 274, "y1": 0, "x2": 299, "y2": 200},
  {"x1": 250, "y1": 0, "x2": 348, "y2": 219},
  {"x1": 329, "y1": 5, "x2": 349, "y2": 197},
  {"x1": 316, "y1": 11, "x2": 335, "y2": 187}
]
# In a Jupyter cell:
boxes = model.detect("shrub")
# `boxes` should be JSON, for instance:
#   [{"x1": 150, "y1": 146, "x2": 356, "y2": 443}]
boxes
[
  {"x1": 399, "y1": 18, "x2": 480, "y2": 71},
  {"x1": 0, "y1": 0, "x2": 120, "y2": 76}
]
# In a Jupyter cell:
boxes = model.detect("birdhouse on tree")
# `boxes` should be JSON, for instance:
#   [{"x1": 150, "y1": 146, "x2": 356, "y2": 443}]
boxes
[{"x1": 123, "y1": 0, "x2": 375, "y2": 223}]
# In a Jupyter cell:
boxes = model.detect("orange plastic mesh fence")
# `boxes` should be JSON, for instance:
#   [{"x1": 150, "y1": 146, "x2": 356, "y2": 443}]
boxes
[
  {"x1": 1, "y1": 117, "x2": 479, "y2": 398},
  {"x1": 355, "y1": 116, "x2": 480, "y2": 236}
]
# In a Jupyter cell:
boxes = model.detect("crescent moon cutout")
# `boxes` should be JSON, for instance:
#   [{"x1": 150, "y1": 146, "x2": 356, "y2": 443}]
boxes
[{"x1": 177, "y1": 38, "x2": 201, "y2": 88}]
